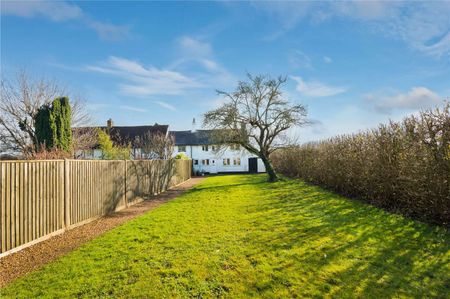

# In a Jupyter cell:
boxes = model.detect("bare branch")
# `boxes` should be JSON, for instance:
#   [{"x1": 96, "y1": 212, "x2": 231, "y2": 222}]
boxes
[
  {"x1": 203, "y1": 74, "x2": 308, "y2": 181},
  {"x1": 0, "y1": 70, "x2": 92, "y2": 157}
]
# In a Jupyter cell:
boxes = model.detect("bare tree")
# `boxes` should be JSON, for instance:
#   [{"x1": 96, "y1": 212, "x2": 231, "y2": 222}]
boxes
[
  {"x1": 136, "y1": 132, "x2": 174, "y2": 160},
  {"x1": 203, "y1": 74, "x2": 308, "y2": 182},
  {"x1": 72, "y1": 126, "x2": 99, "y2": 158},
  {"x1": 0, "y1": 70, "x2": 93, "y2": 156}
]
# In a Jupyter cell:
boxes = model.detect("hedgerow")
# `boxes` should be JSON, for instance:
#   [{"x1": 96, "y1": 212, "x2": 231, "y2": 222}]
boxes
[{"x1": 272, "y1": 104, "x2": 449, "y2": 226}]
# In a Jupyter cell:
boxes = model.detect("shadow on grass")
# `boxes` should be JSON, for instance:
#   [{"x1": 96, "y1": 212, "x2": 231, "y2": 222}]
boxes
[{"x1": 244, "y1": 178, "x2": 450, "y2": 297}]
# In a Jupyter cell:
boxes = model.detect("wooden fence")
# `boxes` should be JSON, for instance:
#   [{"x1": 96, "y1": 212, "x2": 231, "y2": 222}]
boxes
[{"x1": 0, "y1": 159, "x2": 191, "y2": 256}]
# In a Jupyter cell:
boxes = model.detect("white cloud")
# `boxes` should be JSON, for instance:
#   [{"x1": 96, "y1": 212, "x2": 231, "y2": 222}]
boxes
[
  {"x1": 291, "y1": 76, "x2": 347, "y2": 97},
  {"x1": 251, "y1": 1, "x2": 450, "y2": 58},
  {"x1": 323, "y1": 56, "x2": 332, "y2": 63},
  {"x1": 86, "y1": 56, "x2": 201, "y2": 96},
  {"x1": 85, "y1": 36, "x2": 236, "y2": 106},
  {"x1": 1, "y1": 0, "x2": 130, "y2": 41},
  {"x1": 177, "y1": 36, "x2": 213, "y2": 58},
  {"x1": 170, "y1": 36, "x2": 236, "y2": 87},
  {"x1": 86, "y1": 20, "x2": 131, "y2": 42},
  {"x1": 252, "y1": 1, "x2": 312, "y2": 40},
  {"x1": 365, "y1": 87, "x2": 443, "y2": 113},
  {"x1": 288, "y1": 50, "x2": 312, "y2": 69},
  {"x1": 154, "y1": 101, "x2": 176, "y2": 111},
  {"x1": 120, "y1": 105, "x2": 147, "y2": 113},
  {"x1": 373, "y1": 2, "x2": 450, "y2": 59},
  {"x1": 1, "y1": 0, "x2": 82, "y2": 21}
]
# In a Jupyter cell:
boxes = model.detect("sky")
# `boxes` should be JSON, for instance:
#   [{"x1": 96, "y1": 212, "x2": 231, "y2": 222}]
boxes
[{"x1": 1, "y1": 1, "x2": 449, "y2": 142}]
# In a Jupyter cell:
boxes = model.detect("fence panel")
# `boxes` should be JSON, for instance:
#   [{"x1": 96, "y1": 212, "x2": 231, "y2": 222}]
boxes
[
  {"x1": 0, "y1": 159, "x2": 191, "y2": 255},
  {"x1": 170, "y1": 160, "x2": 192, "y2": 187},
  {"x1": 0, "y1": 160, "x2": 65, "y2": 254},
  {"x1": 67, "y1": 160, "x2": 126, "y2": 227}
]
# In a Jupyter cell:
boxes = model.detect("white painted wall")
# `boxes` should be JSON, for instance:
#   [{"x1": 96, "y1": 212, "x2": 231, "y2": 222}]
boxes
[
  {"x1": 76, "y1": 149, "x2": 103, "y2": 159},
  {"x1": 76, "y1": 148, "x2": 156, "y2": 160},
  {"x1": 78, "y1": 145, "x2": 266, "y2": 174},
  {"x1": 174, "y1": 145, "x2": 266, "y2": 174}
]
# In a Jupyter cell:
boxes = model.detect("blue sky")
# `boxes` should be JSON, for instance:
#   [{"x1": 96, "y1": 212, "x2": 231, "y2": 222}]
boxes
[{"x1": 1, "y1": 1, "x2": 449, "y2": 142}]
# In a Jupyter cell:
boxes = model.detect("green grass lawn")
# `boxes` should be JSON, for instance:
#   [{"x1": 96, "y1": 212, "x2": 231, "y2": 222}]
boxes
[{"x1": 2, "y1": 175, "x2": 449, "y2": 298}]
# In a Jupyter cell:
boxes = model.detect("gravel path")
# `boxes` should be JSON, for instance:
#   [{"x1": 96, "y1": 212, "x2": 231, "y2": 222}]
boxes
[{"x1": 0, "y1": 177, "x2": 204, "y2": 288}]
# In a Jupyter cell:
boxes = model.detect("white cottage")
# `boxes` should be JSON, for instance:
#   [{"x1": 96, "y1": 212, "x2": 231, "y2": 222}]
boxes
[{"x1": 171, "y1": 129, "x2": 266, "y2": 174}]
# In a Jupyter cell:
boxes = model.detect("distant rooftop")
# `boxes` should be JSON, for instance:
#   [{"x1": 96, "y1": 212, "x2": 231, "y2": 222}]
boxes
[
  {"x1": 170, "y1": 130, "x2": 216, "y2": 145},
  {"x1": 73, "y1": 119, "x2": 169, "y2": 147}
]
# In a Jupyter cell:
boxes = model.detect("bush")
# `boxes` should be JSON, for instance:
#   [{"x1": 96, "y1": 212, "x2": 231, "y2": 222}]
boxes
[
  {"x1": 272, "y1": 104, "x2": 450, "y2": 226},
  {"x1": 28, "y1": 148, "x2": 72, "y2": 160},
  {"x1": 97, "y1": 129, "x2": 131, "y2": 160},
  {"x1": 174, "y1": 152, "x2": 189, "y2": 160}
]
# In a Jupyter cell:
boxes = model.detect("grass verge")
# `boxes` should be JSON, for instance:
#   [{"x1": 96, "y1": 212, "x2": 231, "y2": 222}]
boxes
[{"x1": 1, "y1": 174, "x2": 449, "y2": 298}]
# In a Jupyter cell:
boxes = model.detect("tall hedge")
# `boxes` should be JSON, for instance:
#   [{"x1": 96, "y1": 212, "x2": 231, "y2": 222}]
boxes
[
  {"x1": 34, "y1": 105, "x2": 53, "y2": 149},
  {"x1": 50, "y1": 97, "x2": 72, "y2": 151},
  {"x1": 34, "y1": 97, "x2": 72, "y2": 152},
  {"x1": 272, "y1": 104, "x2": 449, "y2": 226}
]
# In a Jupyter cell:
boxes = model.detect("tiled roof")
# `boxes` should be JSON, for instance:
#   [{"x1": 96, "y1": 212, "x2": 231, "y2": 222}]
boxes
[
  {"x1": 73, "y1": 124, "x2": 169, "y2": 147},
  {"x1": 170, "y1": 130, "x2": 216, "y2": 145}
]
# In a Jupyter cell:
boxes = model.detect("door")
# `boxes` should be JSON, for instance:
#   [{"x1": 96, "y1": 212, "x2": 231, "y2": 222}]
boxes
[
  {"x1": 210, "y1": 159, "x2": 217, "y2": 174},
  {"x1": 248, "y1": 157, "x2": 258, "y2": 173}
]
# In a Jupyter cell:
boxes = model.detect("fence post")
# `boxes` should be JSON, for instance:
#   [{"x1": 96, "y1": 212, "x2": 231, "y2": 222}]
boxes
[
  {"x1": 64, "y1": 159, "x2": 70, "y2": 228},
  {"x1": 124, "y1": 160, "x2": 128, "y2": 208}
]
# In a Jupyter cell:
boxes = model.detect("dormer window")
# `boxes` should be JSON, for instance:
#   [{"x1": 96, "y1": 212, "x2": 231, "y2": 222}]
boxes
[{"x1": 202, "y1": 145, "x2": 209, "y2": 151}]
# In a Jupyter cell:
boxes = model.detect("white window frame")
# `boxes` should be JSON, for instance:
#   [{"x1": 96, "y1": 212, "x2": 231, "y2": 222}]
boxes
[
  {"x1": 233, "y1": 158, "x2": 241, "y2": 166},
  {"x1": 223, "y1": 158, "x2": 230, "y2": 166}
]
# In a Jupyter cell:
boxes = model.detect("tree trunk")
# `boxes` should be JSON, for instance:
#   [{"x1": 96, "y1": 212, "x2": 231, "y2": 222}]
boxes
[{"x1": 261, "y1": 155, "x2": 278, "y2": 182}]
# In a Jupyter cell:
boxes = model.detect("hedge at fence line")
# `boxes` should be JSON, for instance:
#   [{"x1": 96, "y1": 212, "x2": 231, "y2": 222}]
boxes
[{"x1": 272, "y1": 104, "x2": 450, "y2": 226}]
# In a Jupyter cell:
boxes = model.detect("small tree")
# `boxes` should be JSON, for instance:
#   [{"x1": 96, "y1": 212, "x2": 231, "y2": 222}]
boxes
[
  {"x1": 34, "y1": 97, "x2": 73, "y2": 152},
  {"x1": 204, "y1": 74, "x2": 307, "y2": 182},
  {"x1": 33, "y1": 104, "x2": 53, "y2": 150},
  {"x1": 136, "y1": 131, "x2": 174, "y2": 160},
  {"x1": 50, "y1": 97, "x2": 72, "y2": 152},
  {"x1": 97, "y1": 129, "x2": 130, "y2": 160}
]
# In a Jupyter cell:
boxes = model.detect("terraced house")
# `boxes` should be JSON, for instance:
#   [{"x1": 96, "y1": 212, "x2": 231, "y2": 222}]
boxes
[
  {"x1": 171, "y1": 124, "x2": 266, "y2": 175},
  {"x1": 75, "y1": 119, "x2": 170, "y2": 159}
]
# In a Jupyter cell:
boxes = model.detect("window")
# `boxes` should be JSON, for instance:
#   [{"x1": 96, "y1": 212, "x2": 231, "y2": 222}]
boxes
[
  {"x1": 178, "y1": 145, "x2": 186, "y2": 152},
  {"x1": 223, "y1": 158, "x2": 230, "y2": 166},
  {"x1": 233, "y1": 158, "x2": 241, "y2": 166},
  {"x1": 202, "y1": 159, "x2": 210, "y2": 165},
  {"x1": 193, "y1": 159, "x2": 198, "y2": 165},
  {"x1": 83, "y1": 150, "x2": 94, "y2": 158},
  {"x1": 211, "y1": 145, "x2": 216, "y2": 151},
  {"x1": 202, "y1": 145, "x2": 209, "y2": 151}
]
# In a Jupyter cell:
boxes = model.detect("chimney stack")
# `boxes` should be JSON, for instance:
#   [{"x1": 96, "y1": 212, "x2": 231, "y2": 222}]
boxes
[
  {"x1": 107, "y1": 118, "x2": 113, "y2": 129},
  {"x1": 191, "y1": 118, "x2": 196, "y2": 133}
]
